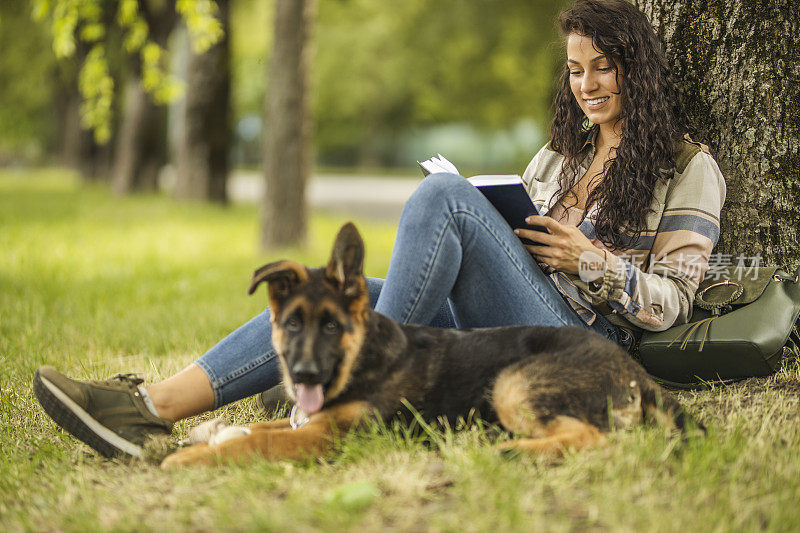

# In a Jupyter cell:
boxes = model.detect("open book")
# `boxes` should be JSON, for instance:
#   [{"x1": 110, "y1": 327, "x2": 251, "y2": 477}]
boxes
[{"x1": 417, "y1": 154, "x2": 547, "y2": 245}]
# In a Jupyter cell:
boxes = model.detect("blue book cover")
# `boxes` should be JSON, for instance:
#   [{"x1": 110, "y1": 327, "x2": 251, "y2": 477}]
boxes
[{"x1": 466, "y1": 175, "x2": 546, "y2": 245}]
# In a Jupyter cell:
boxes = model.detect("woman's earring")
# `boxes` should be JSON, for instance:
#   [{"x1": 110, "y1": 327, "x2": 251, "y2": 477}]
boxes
[{"x1": 581, "y1": 115, "x2": 594, "y2": 132}]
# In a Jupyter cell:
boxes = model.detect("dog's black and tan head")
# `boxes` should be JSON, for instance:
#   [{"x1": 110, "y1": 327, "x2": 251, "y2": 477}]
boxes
[{"x1": 248, "y1": 222, "x2": 370, "y2": 414}]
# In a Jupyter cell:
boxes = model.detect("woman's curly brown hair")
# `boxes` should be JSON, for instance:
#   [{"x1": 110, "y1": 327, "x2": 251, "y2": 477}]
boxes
[{"x1": 549, "y1": 0, "x2": 688, "y2": 249}]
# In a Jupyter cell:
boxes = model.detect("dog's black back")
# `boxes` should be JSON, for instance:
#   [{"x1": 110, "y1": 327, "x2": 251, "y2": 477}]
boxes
[{"x1": 330, "y1": 312, "x2": 674, "y2": 431}]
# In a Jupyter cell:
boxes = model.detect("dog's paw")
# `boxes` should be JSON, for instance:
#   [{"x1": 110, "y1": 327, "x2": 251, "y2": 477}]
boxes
[
  {"x1": 182, "y1": 418, "x2": 252, "y2": 447},
  {"x1": 209, "y1": 425, "x2": 252, "y2": 446},
  {"x1": 160, "y1": 443, "x2": 218, "y2": 469},
  {"x1": 185, "y1": 418, "x2": 227, "y2": 445}
]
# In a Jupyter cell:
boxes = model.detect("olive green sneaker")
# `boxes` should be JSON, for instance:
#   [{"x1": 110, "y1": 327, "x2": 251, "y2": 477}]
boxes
[
  {"x1": 33, "y1": 366, "x2": 173, "y2": 459},
  {"x1": 255, "y1": 383, "x2": 292, "y2": 415}
]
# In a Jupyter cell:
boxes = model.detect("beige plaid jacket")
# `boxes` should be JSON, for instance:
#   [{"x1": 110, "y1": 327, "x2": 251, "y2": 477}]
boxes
[{"x1": 521, "y1": 135, "x2": 726, "y2": 332}]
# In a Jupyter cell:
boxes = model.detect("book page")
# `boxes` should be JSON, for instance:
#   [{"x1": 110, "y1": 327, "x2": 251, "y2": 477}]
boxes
[
  {"x1": 418, "y1": 154, "x2": 460, "y2": 175},
  {"x1": 467, "y1": 175, "x2": 523, "y2": 187}
]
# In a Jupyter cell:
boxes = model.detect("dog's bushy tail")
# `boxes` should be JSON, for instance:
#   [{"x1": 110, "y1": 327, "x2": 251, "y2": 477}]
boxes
[{"x1": 641, "y1": 382, "x2": 706, "y2": 434}]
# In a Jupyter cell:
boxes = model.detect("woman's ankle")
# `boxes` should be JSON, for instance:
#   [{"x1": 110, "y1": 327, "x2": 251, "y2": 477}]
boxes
[{"x1": 146, "y1": 364, "x2": 215, "y2": 422}]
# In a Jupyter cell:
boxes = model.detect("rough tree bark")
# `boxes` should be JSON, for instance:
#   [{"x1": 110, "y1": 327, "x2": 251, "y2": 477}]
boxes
[
  {"x1": 173, "y1": 0, "x2": 231, "y2": 203},
  {"x1": 261, "y1": 0, "x2": 316, "y2": 248},
  {"x1": 111, "y1": 1, "x2": 175, "y2": 195},
  {"x1": 633, "y1": 0, "x2": 800, "y2": 271}
]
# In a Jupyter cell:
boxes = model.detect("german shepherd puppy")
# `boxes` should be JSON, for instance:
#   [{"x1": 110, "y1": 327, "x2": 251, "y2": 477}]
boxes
[{"x1": 161, "y1": 223, "x2": 695, "y2": 468}]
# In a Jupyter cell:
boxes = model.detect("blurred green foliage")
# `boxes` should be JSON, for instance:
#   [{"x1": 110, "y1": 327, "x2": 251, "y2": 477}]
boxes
[
  {"x1": 240, "y1": 0, "x2": 571, "y2": 169},
  {"x1": 0, "y1": 1, "x2": 59, "y2": 161},
  {"x1": 229, "y1": 0, "x2": 272, "y2": 128},
  {"x1": 315, "y1": 0, "x2": 564, "y2": 132},
  {"x1": 31, "y1": 0, "x2": 223, "y2": 143},
  {"x1": 232, "y1": 0, "x2": 568, "y2": 168},
  {"x1": 176, "y1": 0, "x2": 225, "y2": 53},
  {"x1": 1, "y1": 0, "x2": 570, "y2": 168}
]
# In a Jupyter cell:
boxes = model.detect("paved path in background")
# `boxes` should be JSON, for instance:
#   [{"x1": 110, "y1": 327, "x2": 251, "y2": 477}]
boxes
[{"x1": 228, "y1": 170, "x2": 423, "y2": 225}]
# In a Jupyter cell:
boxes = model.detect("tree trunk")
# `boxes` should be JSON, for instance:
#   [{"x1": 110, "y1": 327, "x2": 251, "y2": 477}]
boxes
[
  {"x1": 111, "y1": 74, "x2": 169, "y2": 194},
  {"x1": 111, "y1": 1, "x2": 175, "y2": 195},
  {"x1": 633, "y1": 0, "x2": 800, "y2": 271},
  {"x1": 54, "y1": 46, "x2": 111, "y2": 181},
  {"x1": 261, "y1": 0, "x2": 316, "y2": 248},
  {"x1": 173, "y1": 0, "x2": 231, "y2": 203}
]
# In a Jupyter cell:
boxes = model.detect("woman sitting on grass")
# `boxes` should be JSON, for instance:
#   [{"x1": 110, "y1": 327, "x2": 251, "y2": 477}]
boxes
[{"x1": 34, "y1": 0, "x2": 725, "y2": 460}]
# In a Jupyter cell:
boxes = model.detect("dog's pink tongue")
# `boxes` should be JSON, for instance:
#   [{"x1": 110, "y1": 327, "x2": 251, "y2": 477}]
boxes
[{"x1": 295, "y1": 384, "x2": 324, "y2": 414}]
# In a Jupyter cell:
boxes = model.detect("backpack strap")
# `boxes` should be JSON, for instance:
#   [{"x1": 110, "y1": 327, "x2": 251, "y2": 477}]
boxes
[{"x1": 675, "y1": 133, "x2": 711, "y2": 173}]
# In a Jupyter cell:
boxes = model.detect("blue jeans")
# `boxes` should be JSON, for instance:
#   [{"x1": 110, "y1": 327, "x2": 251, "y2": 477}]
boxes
[{"x1": 195, "y1": 173, "x2": 621, "y2": 408}]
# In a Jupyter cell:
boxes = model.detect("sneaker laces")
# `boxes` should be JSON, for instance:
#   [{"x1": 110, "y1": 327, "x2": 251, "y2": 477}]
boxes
[{"x1": 95, "y1": 373, "x2": 146, "y2": 387}]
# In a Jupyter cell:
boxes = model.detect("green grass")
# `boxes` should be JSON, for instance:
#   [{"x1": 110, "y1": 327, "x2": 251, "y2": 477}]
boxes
[{"x1": 2, "y1": 168, "x2": 799, "y2": 532}]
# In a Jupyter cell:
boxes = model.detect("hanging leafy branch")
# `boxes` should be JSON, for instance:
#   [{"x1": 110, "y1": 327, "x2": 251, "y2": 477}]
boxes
[{"x1": 32, "y1": 0, "x2": 223, "y2": 143}]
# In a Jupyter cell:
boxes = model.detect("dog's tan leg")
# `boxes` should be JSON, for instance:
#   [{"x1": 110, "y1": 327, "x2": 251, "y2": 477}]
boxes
[
  {"x1": 161, "y1": 401, "x2": 371, "y2": 468},
  {"x1": 492, "y1": 370, "x2": 606, "y2": 456},
  {"x1": 497, "y1": 415, "x2": 607, "y2": 456},
  {"x1": 249, "y1": 418, "x2": 294, "y2": 430}
]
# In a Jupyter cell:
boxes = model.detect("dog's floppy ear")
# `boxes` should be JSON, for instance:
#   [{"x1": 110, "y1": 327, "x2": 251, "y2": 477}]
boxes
[
  {"x1": 248, "y1": 260, "x2": 309, "y2": 310},
  {"x1": 325, "y1": 222, "x2": 365, "y2": 297}
]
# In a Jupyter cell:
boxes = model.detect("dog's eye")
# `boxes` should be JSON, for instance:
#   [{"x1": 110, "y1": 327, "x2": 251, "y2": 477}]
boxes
[
  {"x1": 323, "y1": 321, "x2": 340, "y2": 335},
  {"x1": 285, "y1": 317, "x2": 302, "y2": 332}
]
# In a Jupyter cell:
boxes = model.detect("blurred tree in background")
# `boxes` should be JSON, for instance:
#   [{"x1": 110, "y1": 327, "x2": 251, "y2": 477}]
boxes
[
  {"x1": 25, "y1": 0, "x2": 225, "y2": 196},
  {"x1": 56, "y1": 38, "x2": 116, "y2": 181},
  {"x1": 261, "y1": 0, "x2": 315, "y2": 247},
  {"x1": 173, "y1": 0, "x2": 231, "y2": 203},
  {"x1": 110, "y1": 0, "x2": 177, "y2": 194},
  {"x1": 13, "y1": 0, "x2": 570, "y2": 247},
  {"x1": 6, "y1": 0, "x2": 566, "y2": 178}
]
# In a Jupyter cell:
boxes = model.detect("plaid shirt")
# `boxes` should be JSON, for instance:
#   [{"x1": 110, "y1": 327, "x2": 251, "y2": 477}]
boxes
[{"x1": 521, "y1": 134, "x2": 726, "y2": 332}]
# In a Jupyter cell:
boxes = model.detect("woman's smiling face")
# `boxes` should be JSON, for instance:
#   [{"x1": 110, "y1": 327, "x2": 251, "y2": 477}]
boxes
[{"x1": 566, "y1": 33, "x2": 623, "y2": 128}]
